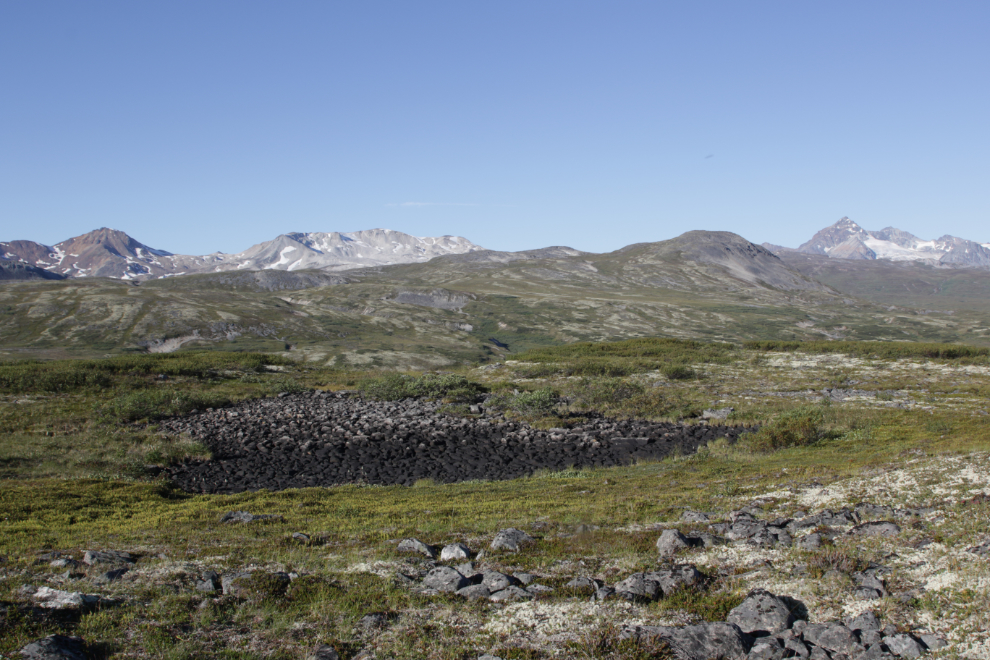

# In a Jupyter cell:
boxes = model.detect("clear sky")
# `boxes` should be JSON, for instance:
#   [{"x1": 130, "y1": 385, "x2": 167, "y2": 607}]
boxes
[{"x1": 2, "y1": 2, "x2": 988, "y2": 255}]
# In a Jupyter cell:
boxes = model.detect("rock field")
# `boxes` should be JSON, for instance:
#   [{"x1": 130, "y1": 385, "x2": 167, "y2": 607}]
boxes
[
  {"x1": 8, "y1": 496, "x2": 962, "y2": 660},
  {"x1": 161, "y1": 390, "x2": 752, "y2": 493}
]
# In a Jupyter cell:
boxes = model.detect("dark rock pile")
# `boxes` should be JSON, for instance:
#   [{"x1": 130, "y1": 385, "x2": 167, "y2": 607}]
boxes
[
  {"x1": 162, "y1": 391, "x2": 753, "y2": 493},
  {"x1": 626, "y1": 589, "x2": 946, "y2": 660}
]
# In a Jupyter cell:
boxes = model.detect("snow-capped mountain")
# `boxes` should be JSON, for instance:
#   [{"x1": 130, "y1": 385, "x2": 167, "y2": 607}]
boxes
[
  {"x1": 0, "y1": 228, "x2": 484, "y2": 280},
  {"x1": 762, "y1": 218, "x2": 990, "y2": 269}
]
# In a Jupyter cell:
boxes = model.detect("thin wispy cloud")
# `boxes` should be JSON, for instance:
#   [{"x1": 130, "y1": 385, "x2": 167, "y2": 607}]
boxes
[{"x1": 386, "y1": 202, "x2": 481, "y2": 207}]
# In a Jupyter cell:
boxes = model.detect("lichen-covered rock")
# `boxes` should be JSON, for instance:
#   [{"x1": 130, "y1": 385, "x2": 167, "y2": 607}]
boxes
[
  {"x1": 848, "y1": 521, "x2": 901, "y2": 538},
  {"x1": 422, "y1": 566, "x2": 469, "y2": 593},
  {"x1": 628, "y1": 622, "x2": 752, "y2": 660},
  {"x1": 727, "y1": 589, "x2": 797, "y2": 634},
  {"x1": 614, "y1": 573, "x2": 662, "y2": 603},
  {"x1": 490, "y1": 528, "x2": 535, "y2": 552},
  {"x1": 656, "y1": 529, "x2": 691, "y2": 557},
  {"x1": 802, "y1": 622, "x2": 861, "y2": 655},
  {"x1": 885, "y1": 634, "x2": 925, "y2": 659},
  {"x1": 440, "y1": 543, "x2": 471, "y2": 561},
  {"x1": 489, "y1": 585, "x2": 533, "y2": 602},
  {"x1": 397, "y1": 538, "x2": 437, "y2": 559}
]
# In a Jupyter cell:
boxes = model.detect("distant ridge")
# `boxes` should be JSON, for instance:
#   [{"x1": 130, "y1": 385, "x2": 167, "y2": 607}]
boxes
[
  {"x1": 763, "y1": 217, "x2": 990, "y2": 269},
  {"x1": 1, "y1": 228, "x2": 484, "y2": 281}
]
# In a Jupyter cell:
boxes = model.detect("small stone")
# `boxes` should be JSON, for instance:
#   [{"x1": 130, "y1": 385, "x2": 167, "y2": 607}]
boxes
[
  {"x1": 846, "y1": 611, "x2": 881, "y2": 632},
  {"x1": 797, "y1": 533, "x2": 824, "y2": 550},
  {"x1": 49, "y1": 558, "x2": 80, "y2": 570},
  {"x1": 456, "y1": 584, "x2": 492, "y2": 600},
  {"x1": 82, "y1": 550, "x2": 135, "y2": 566},
  {"x1": 918, "y1": 635, "x2": 948, "y2": 651},
  {"x1": 614, "y1": 573, "x2": 662, "y2": 603},
  {"x1": 490, "y1": 528, "x2": 535, "y2": 552},
  {"x1": 749, "y1": 637, "x2": 785, "y2": 660},
  {"x1": 513, "y1": 572, "x2": 535, "y2": 585},
  {"x1": 422, "y1": 566, "x2": 468, "y2": 592},
  {"x1": 219, "y1": 510, "x2": 284, "y2": 524},
  {"x1": 440, "y1": 543, "x2": 472, "y2": 561},
  {"x1": 656, "y1": 528, "x2": 691, "y2": 557},
  {"x1": 564, "y1": 577, "x2": 601, "y2": 593},
  {"x1": 396, "y1": 538, "x2": 437, "y2": 560},
  {"x1": 627, "y1": 622, "x2": 751, "y2": 660},
  {"x1": 727, "y1": 589, "x2": 797, "y2": 634},
  {"x1": 802, "y1": 623, "x2": 860, "y2": 655},
  {"x1": 481, "y1": 571, "x2": 515, "y2": 592},
  {"x1": 847, "y1": 521, "x2": 901, "y2": 538},
  {"x1": 809, "y1": 647, "x2": 830, "y2": 660},
  {"x1": 526, "y1": 584, "x2": 553, "y2": 594},
  {"x1": 292, "y1": 532, "x2": 311, "y2": 544},
  {"x1": 489, "y1": 586, "x2": 532, "y2": 601},
  {"x1": 682, "y1": 510, "x2": 711, "y2": 523},
  {"x1": 32, "y1": 587, "x2": 100, "y2": 610},
  {"x1": 884, "y1": 635, "x2": 925, "y2": 659},
  {"x1": 306, "y1": 644, "x2": 341, "y2": 660},
  {"x1": 784, "y1": 638, "x2": 811, "y2": 658}
]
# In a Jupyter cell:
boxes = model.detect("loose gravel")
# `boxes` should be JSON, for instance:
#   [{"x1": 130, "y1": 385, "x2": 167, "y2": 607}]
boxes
[{"x1": 162, "y1": 390, "x2": 753, "y2": 494}]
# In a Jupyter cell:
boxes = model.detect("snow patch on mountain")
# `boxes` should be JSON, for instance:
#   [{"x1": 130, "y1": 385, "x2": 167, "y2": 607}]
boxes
[{"x1": 780, "y1": 218, "x2": 990, "y2": 269}]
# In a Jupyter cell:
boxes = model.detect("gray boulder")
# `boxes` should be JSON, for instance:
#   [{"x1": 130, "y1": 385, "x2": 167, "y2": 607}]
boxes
[
  {"x1": 49, "y1": 558, "x2": 80, "y2": 570},
  {"x1": 490, "y1": 528, "x2": 535, "y2": 552},
  {"x1": 657, "y1": 529, "x2": 692, "y2": 557},
  {"x1": 796, "y1": 533, "x2": 824, "y2": 550},
  {"x1": 645, "y1": 565, "x2": 703, "y2": 595},
  {"x1": 748, "y1": 637, "x2": 785, "y2": 660},
  {"x1": 918, "y1": 634, "x2": 948, "y2": 650},
  {"x1": 422, "y1": 566, "x2": 468, "y2": 593},
  {"x1": 489, "y1": 585, "x2": 533, "y2": 601},
  {"x1": 32, "y1": 587, "x2": 100, "y2": 610},
  {"x1": 802, "y1": 623, "x2": 861, "y2": 655},
  {"x1": 727, "y1": 589, "x2": 796, "y2": 634},
  {"x1": 848, "y1": 521, "x2": 901, "y2": 538},
  {"x1": 456, "y1": 584, "x2": 491, "y2": 600},
  {"x1": 481, "y1": 571, "x2": 515, "y2": 592},
  {"x1": 628, "y1": 622, "x2": 752, "y2": 660},
  {"x1": 564, "y1": 577, "x2": 602, "y2": 593},
  {"x1": 846, "y1": 611, "x2": 881, "y2": 631},
  {"x1": 305, "y1": 645, "x2": 341, "y2": 660},
  {"x1": 440, "y1": 543, "x2": 472, "y2": 561},
  {"x1": 613, "y1": 573, "x2": 662, "y2": 603},
  {"x1": 18, "y1": 635, "x2": 87, "y2": 660},
  {"x1": 218, "y1": 510, "x2": 284, "y2": 524},
  {"x1": 82, "y1": 550, "x2": 135, "y2": 566},
  {"x1": 397, "y1": 538, "x2": 437, "y2": 559},
  {"x1": 513, "y1": 572, "x2": 535, "y2": 585},
  {"x1": 885, "y1": 635, "x2": 925, "y2": 659}
]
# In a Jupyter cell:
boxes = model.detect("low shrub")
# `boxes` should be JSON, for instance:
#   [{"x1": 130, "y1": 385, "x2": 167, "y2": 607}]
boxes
[
  {"x1": 745, "y1": 404, "x2": 828, "y2": 452},
  {"x1": 486, "y1": 387, "x2": 560, "y2": 416},
  {"x1": 95, "y1": 388, "x2": 233, "y2": 424},
  {"x1": 743, "y1": 340, "x2": 989, "y2": 361},
  {"x1": 358, "y1": 372, "x2": 483, "y2": 402},
  {"x1": 661, "y1": 364, "x2": 695, "y2": 380}
]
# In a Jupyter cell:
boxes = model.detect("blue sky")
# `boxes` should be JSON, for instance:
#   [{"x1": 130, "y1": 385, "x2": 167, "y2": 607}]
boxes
[{"x1": 2, "y1": 2, "x2": 988, "y2": 255}]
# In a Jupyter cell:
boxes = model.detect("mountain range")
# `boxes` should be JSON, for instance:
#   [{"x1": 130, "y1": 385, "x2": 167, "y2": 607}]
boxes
[
  {"x1": 0, "y1": 228, "x2": 482, "y2": 280},
  {"x1": 763, "y1": 217, "x2": 990, "y2": 269}
]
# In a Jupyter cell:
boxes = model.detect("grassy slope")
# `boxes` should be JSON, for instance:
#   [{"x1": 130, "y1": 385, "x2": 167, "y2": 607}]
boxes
[{"x1": 2, "y1": 346, "x2": 990, "y2": 656}]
